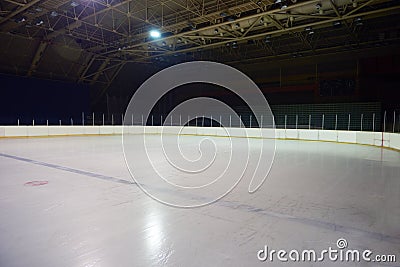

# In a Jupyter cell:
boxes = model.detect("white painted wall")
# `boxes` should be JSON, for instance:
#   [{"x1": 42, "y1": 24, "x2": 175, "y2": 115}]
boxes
[
  {"x1": 337, "y1": 131, "x2": 357, "y2": 143},
  {"x1": 1, "y1": 126, "x2": 399, "y2": 152},
  {"x1": 4, "y1": 126, "x2": 28, "y2": 137},
  {"x1": 215, "y1": 127, "x2": 229, "y2": 137},
  {"x1": 318, "y1": 130, "x2": 337, "y2": 142},
  {"x1": 285, "y1": 129, "x2": 298, "y2": 139},
  {"x1": 99, "y1": 126, "x2": 115, "y2": 135},
  {"x1": 144, "y1": 126, "x2": 160, "y2": 135},
  {"x1": 84, "y1": 126, "x2": 100, "y2": 135},
  {"x1": 227, "y1": 128, "x2": 247, "y2": 138},
  {"x1": 27, "y1": 126, "x2": 49, "y2": 137},
  {"x1": 125, "y1": 126, "x2": 144, "y2": 135},
  {"x1": 373, "y1": 132, "x2": 390, "y2": 147},
  {"x1": 48, "y1": 126, "x2": 68, "y2": 136},
  {"x1": 356, "y1": 132, "x2": 375, "y2": 145},
  {"x1": 179, "y1": 126, "x2": 197, "y2": 136},
  {"x1": 389, "y1": 133, "x2": 400, "y2": 150},
  {"x1": 275, "y1": 129, "x2": 286, "y2": 139},
  {"x1": 298, "y1": 129, "x2": 319, "y2": 140},
  {"x1": 246, "y1": 128, "x2": 262, "y2": 138}
]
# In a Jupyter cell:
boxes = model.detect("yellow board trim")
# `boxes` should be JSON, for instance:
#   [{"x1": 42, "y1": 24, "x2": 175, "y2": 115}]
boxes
[{"x1": 0, "y1": 132, "x2": 399, "y2": 153}]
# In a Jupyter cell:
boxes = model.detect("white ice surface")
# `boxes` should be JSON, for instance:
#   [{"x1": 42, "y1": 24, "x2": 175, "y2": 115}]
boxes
[{"x1": 0, "y1": 135, "x2": 399, "y2": 267}]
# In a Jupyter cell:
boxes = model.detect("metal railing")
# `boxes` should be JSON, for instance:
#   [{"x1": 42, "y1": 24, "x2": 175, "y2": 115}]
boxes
[{"x1": 3, "y1": 110, "x2": 400, "y2": 133}]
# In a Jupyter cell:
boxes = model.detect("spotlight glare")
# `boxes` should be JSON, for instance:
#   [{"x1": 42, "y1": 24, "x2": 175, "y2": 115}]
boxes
[
  {"x1": 149, "y1": 30, "x2": 161, "y2": 38},
  {"x1": 71, "y1": 1, "x2": 79, "y2": 7}
]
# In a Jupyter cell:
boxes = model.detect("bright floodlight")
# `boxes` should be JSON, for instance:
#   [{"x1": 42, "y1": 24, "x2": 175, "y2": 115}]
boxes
[{"x1": 149, "y1": 30, "x2": 161, "y2": 38}]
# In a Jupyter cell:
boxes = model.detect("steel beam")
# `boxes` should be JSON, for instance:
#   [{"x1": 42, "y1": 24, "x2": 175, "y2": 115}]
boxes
[
  {"x1": 4, "y1": 0, "x2": 25, "y2": 7},
  {"x1": 92, "y1": 62, "x2": 125, "y2": 105},
  {"x1": 27, "y1": 40, "x2": 48, "y2": 76},
  {"x1": 100, "y1": 0, "x2": 323, "y2": 55},
  {"x1": 90, "y1": 58, "x2": 110, "y2": 85},
  {"x1": 0, "y1": 0, "x2": 42, "y2": 26},
  {"x1": 112, "y1": 3, "x2": 400, "y2": 60},
  {"x1": 78, "y1": 54, "x2": 96, "y2": 82}
]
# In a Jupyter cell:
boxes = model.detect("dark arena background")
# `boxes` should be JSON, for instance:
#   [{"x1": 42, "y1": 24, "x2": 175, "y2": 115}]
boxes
[{"x1": 0, "y1": 0, "x2": 399, "y2": 266}]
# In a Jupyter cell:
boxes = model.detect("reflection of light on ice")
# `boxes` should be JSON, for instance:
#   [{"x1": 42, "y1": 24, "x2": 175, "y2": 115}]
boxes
[{"x1": 144, "y1": 211, "x2": 171, "y2": 264}]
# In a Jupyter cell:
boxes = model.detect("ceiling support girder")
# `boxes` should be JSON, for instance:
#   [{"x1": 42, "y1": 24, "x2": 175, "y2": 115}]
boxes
[
  {"x1": 115, "y1": 4, "x2": 400, "y2": 61},
  {"x1": 83, "y1": 61, "x2": 124, "y2": 80},
  {"x1": 27, "y1": 40, "x2": 48, "y2": 76},
  {"x1": 100, "y1": 0, "x2": 323, "y2": 55},
  {"x1": 0, "y1": 0, "x2": 42, "y2": 26},
  {"x1": 330, "y1": 0, "x2": 341, "y2": 17},
  {"x1": 92, "y1": 62, "x2": 126, "y2": 105},
  {"x1": 78, "y1": 55, "x2": 96, "y2": 82},
  {"x1": 344, "y1": 0, "x2": 376, "y2": 17},
  {"x1": 90, "y1": 58, "x2": 110, "y2": 85},
  {"x1": 3, "y1": 0, "x2": 72, "y2": 33},
  {"x1": 4, "y1": 0, "x2": 25, "y2": 7}
]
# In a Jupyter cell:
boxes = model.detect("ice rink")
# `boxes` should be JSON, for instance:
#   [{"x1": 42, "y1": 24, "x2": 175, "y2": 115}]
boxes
[{"x1": 0, "y1": 134, "x2": 399, "y2": 266}]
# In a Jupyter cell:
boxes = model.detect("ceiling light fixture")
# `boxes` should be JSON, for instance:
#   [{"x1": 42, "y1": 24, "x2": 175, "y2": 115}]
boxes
[
  {"x1": 355, "y1": 17, "x2": 363, "y2": 26},
  {"x1": 333, "y1": 21, "x2": 341, "y2": 27},
  {"x1": 305, "y1": 26, "x2": 314, "y2": 34},
  {"x1": 189, "y1": 22, "x2": 196, "y2": 30},
  {"x1": 149, "y1": 30, "x2": 161, "y2": 38},
  {"x1": 16, "y1": 17, "x2": 26, "y2": 23},
  {"x1": 71, "y1": 1, "x2": 79, "y2": 7}
]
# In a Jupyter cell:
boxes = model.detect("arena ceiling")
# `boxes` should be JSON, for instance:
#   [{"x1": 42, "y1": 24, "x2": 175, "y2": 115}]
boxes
[{"x1": 0, "y1": 0, "x2": 399, "y2": 92}]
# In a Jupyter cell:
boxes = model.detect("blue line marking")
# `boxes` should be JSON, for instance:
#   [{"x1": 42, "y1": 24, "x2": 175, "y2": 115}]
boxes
[{"x1": 0, "y1": 152, "x2": 134, "y2": 185}]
